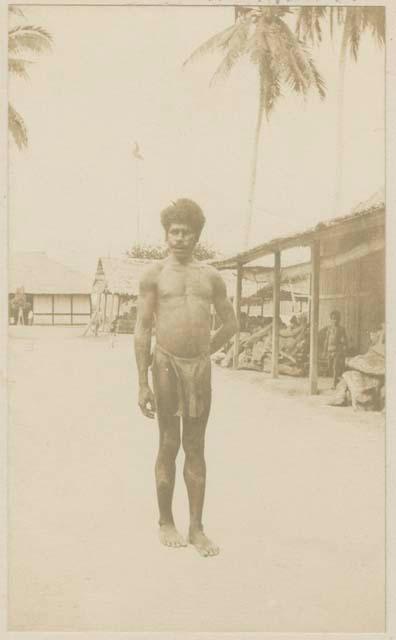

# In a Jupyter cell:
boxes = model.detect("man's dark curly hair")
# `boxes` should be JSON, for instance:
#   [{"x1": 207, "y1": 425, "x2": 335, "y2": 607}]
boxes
[
  {"x1": 330, "y1": 310, "x2": 341, "y2": 321},
  {"x1": 160, "y1": 199, "x2": 206, "y2": 239}
]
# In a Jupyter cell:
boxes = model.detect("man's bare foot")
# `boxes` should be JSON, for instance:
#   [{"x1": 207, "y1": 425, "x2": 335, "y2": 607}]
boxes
[
  {"x1": 159, "y1": 524, "x2": 187, "y2": 548},
  {"x1": 188, "y1": 529, "x2": 220, "y2": 557}
]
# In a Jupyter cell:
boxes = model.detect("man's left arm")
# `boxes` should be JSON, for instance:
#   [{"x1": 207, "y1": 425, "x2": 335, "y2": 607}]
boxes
[{"x1": 210, "y1": 270, "x2": 238, "y2": 355}]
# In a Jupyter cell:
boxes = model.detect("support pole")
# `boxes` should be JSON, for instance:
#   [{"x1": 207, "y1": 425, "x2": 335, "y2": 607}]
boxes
[
  {"x1": 309, "y1": 241, "x2": 321, "y2": 395},
  {"x1": 271, "y1": 251, "x2": 281, "y2": 378},
  {"x1": 233, "y1": 264, "x2": 243, "y2": 369},
  {"x1": 103, "y1": 292, "x2": 108, "y2": 322}
]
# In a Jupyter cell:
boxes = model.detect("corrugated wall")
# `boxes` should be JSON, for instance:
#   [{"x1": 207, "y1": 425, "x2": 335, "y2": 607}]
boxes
[{"x1": 319, "y1": 249, "x2": 385, "y2": 354}]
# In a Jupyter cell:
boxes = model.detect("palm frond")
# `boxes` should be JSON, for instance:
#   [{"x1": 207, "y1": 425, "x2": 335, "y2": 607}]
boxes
[
  {"x1": 8, "y1": 103, "x2": 28, "y2": 149},
  {"x1": 8, "y1": 57, "x2": 32, "y2": 80},
  {"x1": 261, "y1": 6, "x2": 291, "y2": 20},
  {"x1": 210, "y1": 19, "x2": 251, "y2": 85},
  {"x1": 346, "y1": 9, "x2": 362, "y2": 62},
  {"x1": 307, "y1": 58, "x2": 326, "y2": 100},
  {"x1": 276, "y1": 18, "x2": 326, "y2": 99},
  {"x1": 183, "y1": 21, "x2": 242, "y2": 67},
  {"x1": 8, "y1": 6, "x2": 25, "y2": 17},
  {"x1": 343, "y1": 6, "x2": 385, "y2": 63},
  {"x1": 8, "y1": 25, "x2": 52, "y2": 55},
  {"x1": 259, "y1": 55, "x2": 281, "y2": 119},
  {"x1": 364, "y1": 6, "x2": 385, "y2": 46},
  {"x1": 329, "y1": 7, "x2": 334, "y2": 39},
  {"x1": 295, "y1": 7, "x2": 327, "y2": 45},
  {"x1": 234, "y1": 6, "x2": 256, "y2": 22}
]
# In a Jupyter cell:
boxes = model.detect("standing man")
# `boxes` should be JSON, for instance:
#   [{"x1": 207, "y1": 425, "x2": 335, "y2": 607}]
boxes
[
  {"x1": 134, "y1": 199, "x2": 237, "y2": 557},
  {"x1": 323, "y1": 309, "x2": 348, "y2": 389}
]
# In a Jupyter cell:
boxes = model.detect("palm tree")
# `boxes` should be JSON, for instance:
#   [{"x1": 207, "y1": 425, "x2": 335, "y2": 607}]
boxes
[
  {"x1": 8, "y1": 7, "x2": 52, "y2": 149},
  {"x1": 296, "y1": 6, "x2": 385, "y2": 214},
  {"x1": 184, "y1": 7, "x2": 325, "y2": 248}
]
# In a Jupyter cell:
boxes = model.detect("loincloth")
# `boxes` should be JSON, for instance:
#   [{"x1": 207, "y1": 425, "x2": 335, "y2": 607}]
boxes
[{"x1": 152, "y1": 344, "x2": 211, "y2": 418}]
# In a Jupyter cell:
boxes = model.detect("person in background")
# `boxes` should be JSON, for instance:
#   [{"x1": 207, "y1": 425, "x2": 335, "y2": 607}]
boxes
[{"x1": 322, "y1": 310, "x2": 348, "y2": 389}]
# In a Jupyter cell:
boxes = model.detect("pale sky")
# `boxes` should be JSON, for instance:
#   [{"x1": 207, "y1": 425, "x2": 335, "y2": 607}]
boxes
[{"x1": 9, "y1": 5, "x2": 385, "y2": 276}]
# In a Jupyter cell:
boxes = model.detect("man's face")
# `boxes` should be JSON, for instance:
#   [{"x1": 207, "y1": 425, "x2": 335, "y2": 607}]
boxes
[{"x1": 167, "y1": 223, "x2": 197, "y2": 260}]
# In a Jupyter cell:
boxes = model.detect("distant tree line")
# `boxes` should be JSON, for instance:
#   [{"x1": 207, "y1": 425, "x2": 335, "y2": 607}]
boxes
[{"x1": 127, "y1": 243, "x2": 217, "y2": 261}]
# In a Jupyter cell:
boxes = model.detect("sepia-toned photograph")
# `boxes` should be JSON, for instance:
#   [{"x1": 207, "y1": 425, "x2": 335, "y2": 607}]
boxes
[{"x1": 5, "y1": 1, "x2": 386, "y2": 633}]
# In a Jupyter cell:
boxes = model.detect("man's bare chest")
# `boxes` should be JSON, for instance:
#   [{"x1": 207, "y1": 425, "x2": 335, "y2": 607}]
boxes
[{"x1": 157, "y1": 266, "x2": 213, "y2": 301}]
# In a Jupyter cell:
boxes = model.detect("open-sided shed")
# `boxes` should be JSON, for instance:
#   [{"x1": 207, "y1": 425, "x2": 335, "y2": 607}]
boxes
[
  {"x1": 92, "y1": 257, "x2": 153, "y2": 332},
  {"x1": 213, "y1": 189, "x2": 385, "y2": 394}
]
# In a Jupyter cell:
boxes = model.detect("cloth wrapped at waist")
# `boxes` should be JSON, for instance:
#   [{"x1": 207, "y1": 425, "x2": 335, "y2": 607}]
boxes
[{"x1": 152, "y1": 344, "x2": 211, "y2": 418}]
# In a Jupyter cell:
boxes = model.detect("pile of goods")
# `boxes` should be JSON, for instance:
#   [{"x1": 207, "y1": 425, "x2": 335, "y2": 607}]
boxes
[
  {"x1": 212, "y1": 314, "x2": 310, "y2": 377},
  {"x1": 328, "y1": 325, "x2": 385, "y2": 411}
]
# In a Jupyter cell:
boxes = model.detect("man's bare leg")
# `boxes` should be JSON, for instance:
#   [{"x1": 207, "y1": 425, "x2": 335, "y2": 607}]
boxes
[
  {"x1": 182, "y1": 411, "x2": 219, "y2": 557},
  {"x1": 156, "y1": 412, "x2": 187, "y2": 547}
]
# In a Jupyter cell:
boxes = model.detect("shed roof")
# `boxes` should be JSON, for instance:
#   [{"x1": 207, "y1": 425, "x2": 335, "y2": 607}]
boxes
[
  {"x1": 95, "y1": 257, "x2": 153, "y2": 296},
  {"x1": 9, "y1": 252, "x2": 92, "y2": 295},
  {"x1": 213, "y1": 188, "x2": 385, "y2": 270}
]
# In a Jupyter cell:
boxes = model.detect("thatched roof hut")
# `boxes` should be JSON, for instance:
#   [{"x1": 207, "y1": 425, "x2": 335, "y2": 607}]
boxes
[
  {"x1": 9, "y1": 252, "x2": 92, "y2": 325},
  {"x1": 93, "y1": 257, "x2": 153, "y2": 297},
  {"x1": 9, "y1": 252, "x2": 92, "y2": 295}
]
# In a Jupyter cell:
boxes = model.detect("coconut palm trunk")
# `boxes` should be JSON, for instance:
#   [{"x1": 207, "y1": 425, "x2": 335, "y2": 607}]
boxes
[
  {"x1": 334, "y1": 22, "x2": 349, "y2": 216},
  {"x1": 245, "y1": 71, "x2": 265, "y2": 249}
]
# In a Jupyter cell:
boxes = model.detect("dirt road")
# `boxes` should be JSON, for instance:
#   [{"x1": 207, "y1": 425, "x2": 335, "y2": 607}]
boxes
[{"x1": 7, "y1": 327, "x2": 385, "y2": 631}]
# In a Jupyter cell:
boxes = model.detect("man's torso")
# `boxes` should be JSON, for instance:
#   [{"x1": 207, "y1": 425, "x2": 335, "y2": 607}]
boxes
[
  {"x1": 153, "y1": 259, "x2": 217, "y2": 358},
  {"x1": 327, "y1": 325, "x2": 345, "y2": 352}
]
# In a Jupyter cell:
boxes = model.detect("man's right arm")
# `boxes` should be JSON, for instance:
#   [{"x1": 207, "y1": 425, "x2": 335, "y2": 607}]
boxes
[{"x1": 134, "y1": 266, "x2": 158, "y2": 418}]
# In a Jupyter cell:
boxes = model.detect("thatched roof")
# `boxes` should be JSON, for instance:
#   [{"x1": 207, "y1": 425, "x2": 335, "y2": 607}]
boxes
[
  {"x1": 213, "y1": 188, "x2": 385, "y2": 270},
  {"x1": 9, "y1": 252, "x2": 92, "y2": 295},
  {"x1": 94, "y1": 257, "x2": 153, "y2": 296}
]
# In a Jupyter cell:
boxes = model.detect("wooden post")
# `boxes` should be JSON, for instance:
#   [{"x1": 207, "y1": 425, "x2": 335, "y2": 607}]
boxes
[
  {"x1": 116, "y1": 294, "x2": 121, "y2": 317},
  {"x1": 110, "y1": 293, "x2": 115, "y2": 322},
  {"x1": 309, "y1": 241, "x2": 321, "y2": 394},
  {"x1": 103, "y1": 292, "x2": 108, "y2": 322},
  {"x1": 272, "y1": 251, "x2": 281, "y2": 378},
  {"x1": 232, "y1": 264, "x2": 243, "y2": 369}
]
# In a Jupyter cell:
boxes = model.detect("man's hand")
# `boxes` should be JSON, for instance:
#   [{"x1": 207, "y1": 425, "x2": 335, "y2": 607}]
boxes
[{"x1": 138, "y1": 384, "x2": 156, "y2": 419}]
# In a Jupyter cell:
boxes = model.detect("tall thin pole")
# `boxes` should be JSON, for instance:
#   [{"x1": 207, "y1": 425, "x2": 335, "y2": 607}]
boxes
[
  {"x1": 271, "y1": 251, "x2": 281, "y2": 378},
  {"x1": 233, "y1": 264, "x2": 243, "y2": 369},
  {"x1": 309, "y1": 241, "x2": 321, "y2": 395},
  {"x1": 135, "y1": 159, "x2": 140, "y2": 245}
]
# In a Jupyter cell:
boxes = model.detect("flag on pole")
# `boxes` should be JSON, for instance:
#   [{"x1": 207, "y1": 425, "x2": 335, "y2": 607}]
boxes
[{"x1": 132, "y1": 141, "x2": 144, "y2": 160}]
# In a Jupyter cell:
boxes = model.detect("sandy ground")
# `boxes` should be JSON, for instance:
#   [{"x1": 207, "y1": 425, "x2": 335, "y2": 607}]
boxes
[{"x1": 7, "y1": 326, "x2": 385, "y2": 632}]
